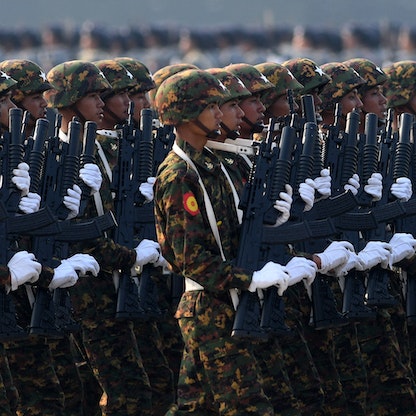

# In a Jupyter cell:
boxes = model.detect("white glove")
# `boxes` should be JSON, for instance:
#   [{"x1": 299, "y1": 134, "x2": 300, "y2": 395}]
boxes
[
  {"x1": 390, "y1": 177, "x2": 412, "y2": 202},
  {"x1": 11, "y1": 162, "x2": 30, "y2": 196},
  {"x1": 60, "y1": 253, "x2": 100, "y2": 277},
  {"x1": 49, "y1": 262, "x2": 79, "y2": 289},
  {"x1": 18, "y1": 192, "x2": 41, "y2": 214},
  {"x1": 273, "y1": 184, "x2": 293, "y2": 226},
  {"x1": 63, "y1": 184, "x2": 82, "y2": 220},
  {"x1": 248, "y1": 261, "x2": 290, "y2": 295},
  {"x1": 388, "y1": 233, "x2": 416, "y2": 265},
  {"x1": 139, "y1": 177, "x2": 156, "y2": 202},
  {"x1": 327, "y1": 250, "x2": 362, "y2": 277},
  {"x1": 286, "y1": 256, "x2": 317, "y2": 286},
  {"x1": 356, "y1": 241, "x2": 393, "y2": 271},
  {"x1": 135, "y1": 239, "x2": 161, "y2": 267},
  {"x1": 79, "y1": 163, "x2": 102, "y2": 195},
  {"x1": 7, "y1": 251, "x2": 41, "y2": 291},
  {"x1": 344, "y1": 173, "x2": 360, "y2": 196},
  {"x1": 364, "y1": 173, "x2": 383, "y2": 201},
  {"x1": 316, "y1": 241, "x2": 355, "y2": 274},
  {"x1": 313, "y1": 168, "x2": 331, "y2": 199},
  {"x1": 154, "y1": 252, "x2": 169, "y2": 269},
  {"x1": 298, "y1": 179, "x2": 315, "y2": 211}
]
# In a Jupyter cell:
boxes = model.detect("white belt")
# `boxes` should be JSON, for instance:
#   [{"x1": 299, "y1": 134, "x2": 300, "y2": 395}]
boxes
[{"x1": 185, "y1": 277, "x2": 204, "y2": 291}]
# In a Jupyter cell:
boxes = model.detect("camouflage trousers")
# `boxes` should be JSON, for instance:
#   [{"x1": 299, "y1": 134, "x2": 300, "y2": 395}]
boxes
[
  {"x1": 81, "y1": 317, "x2": 152, "y2": 416},
  {"x1": 5, "y1": 336, "x2": 65, "y2": 416},
  {"x1": 0, "y1": 344, "x2": 15, "y2": 416},
  {"x1": 173, "y1": 290, "x2": 274, "y2": 415}
]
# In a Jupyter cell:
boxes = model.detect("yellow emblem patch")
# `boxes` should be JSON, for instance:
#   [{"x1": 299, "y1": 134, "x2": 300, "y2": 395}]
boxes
[{"x1": 183, "y1": 192, "x2": 200, "y2": 216}]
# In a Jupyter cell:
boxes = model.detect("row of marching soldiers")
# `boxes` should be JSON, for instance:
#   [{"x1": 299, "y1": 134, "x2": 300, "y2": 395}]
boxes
[{"x1": 0, "y1": 54, "x2": 415, "y2": 416}]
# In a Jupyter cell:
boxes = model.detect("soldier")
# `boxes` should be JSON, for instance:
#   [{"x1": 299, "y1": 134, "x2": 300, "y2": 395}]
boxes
[{"x1": 44, "y1": 59, "x2": 165, "y2": 415}]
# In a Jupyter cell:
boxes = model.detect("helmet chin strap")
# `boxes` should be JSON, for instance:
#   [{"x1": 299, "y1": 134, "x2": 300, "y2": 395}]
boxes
[
  {"x1": 193, "y1": 118, "x2": 221, "y2": 139},
  {"x1": 103, "y1": 106, "x2": 126, "y2": 127},
  {"x1": 242, "y1": 116, "x2": 264, "y2": 134},
  {"x1": 220, "y1": 122, "x2": 239, "y2": 140},
  {"x1": 70, "y1": 104, "x2": 88, "y2": 126}
]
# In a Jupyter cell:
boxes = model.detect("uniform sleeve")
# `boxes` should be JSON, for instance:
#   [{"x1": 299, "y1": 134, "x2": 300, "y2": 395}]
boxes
[{"x1": 155, "y1": 172, "x2": 252, "y2": 293}]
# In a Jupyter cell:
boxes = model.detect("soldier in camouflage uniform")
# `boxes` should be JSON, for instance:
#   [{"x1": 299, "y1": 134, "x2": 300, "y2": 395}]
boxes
[
  {"x1": 94, "y1": 57, "x2": 175, "y2": 415},
  {"x1": 153, "y1": 68, "x2": 294, "y2": 415},
  {"x1": 44, "y1": 59, "x2": 165, "y2": 415}
]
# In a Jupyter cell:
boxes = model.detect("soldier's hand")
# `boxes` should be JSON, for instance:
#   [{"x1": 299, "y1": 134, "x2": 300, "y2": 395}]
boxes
[
  {"x1": 50, "y1": 262, "x2": 78, "y2": 289},
  {"x1": 19, "y1": 192, "x2": 41, "y2": 214},
  {"x1": 344, "y1": 173, "x2": 360, "y2": 196},
  {"x1": 356, "y1": 241, "x2": 393, "y2": 271},
  {"x1": 272, "y1": 184, "x2": 292, "y2": 226},
  {"x1": 313, "y1": 168, "x2": 331, "y2": 199},
  {"x1": 249, "y1": 261, "x2": 290, "y2": 295},
  {"x1": 134, "y1": 239, "x2": 161, "y2": 267},
  {"x1": 61, "y1": 253, "x2": 100, "y2": 277},
  {"x1": 79, "y1": 163, "x2": 102, "y2": 195},
  {"x1": 315, "y1": 241, "x2": 355, "y2": 274},
  {"x1": 12, "y1": 162, "x2": 31, "y2": 196},
  {"x1": 390, "y1": 177, "x2": 412, "y2": 202},
  {"x1": 364, "y1": 172, "x2": 383, "y2": 201},
  {"x1": 7, "y1": 251, "x2": 41, "y2": 291},
  {"x1": 139, "y1": 177, "x2": 156, "y2": 203},
  {"x1": 299, "y1": 179, "x2": 315, "y2": 211},
  {"x1": 286, "y1": 257, "x2": 317, "y2": 286},
  {"x1": 63, "y1": 184, "x2": 82, "y2": 220}
]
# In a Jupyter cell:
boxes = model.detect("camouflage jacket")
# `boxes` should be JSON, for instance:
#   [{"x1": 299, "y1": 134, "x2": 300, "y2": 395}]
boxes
[{"x1": 154, "y1": 137, "x2": 252, "y2": 296}]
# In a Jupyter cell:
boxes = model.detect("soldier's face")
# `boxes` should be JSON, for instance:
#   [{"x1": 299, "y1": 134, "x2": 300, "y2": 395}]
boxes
[
  {"x1": 239, "y1": 94, "x2": 265, "y2": 129},
  {"x1": 362, "y1": 86, "x2": 387, "y2": 121},
  {"x1": 198, "y1": 103, "x2": 223, "y2": 133},
  {"x1": 21, "y1": 93, "x2": 48, "y2": 121},
  {"x1": 220, "y1": 99, "x2": 244, "y2": 133},
  {"x1": 104, "y1": 91, "x2": 131, "y2": 122},
  {"x1": 76, "y1": 92, "x2": 105, "y2": 125},
  {"x1": 269, "y1": 91, "x2": 299, "y2": 118},
  {"x1": 129, "y1": 91, "x2": 150, "y2": 122},
  {"x1": 0, "y1": 92, "x2": 16, "y2": 127},
  {"x1": 340, "y1": 89, "x2": 363, "y2": 115}
]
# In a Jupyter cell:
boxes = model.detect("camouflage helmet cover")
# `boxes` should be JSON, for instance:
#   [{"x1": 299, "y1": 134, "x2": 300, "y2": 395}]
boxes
[
  {"x1": 343, "y1": 58, "x2": 387, "y2": 90},
  {"x1": 0, "y1": 70, "x2": 17, "y2": 96},
  {"x1": 254, "y1": 62, "x2": 303, "y2": 108},
  {"x1": 319, "y1": 62, "x2": 366, "y2": 111},
  {"x1": 93, "y1": 59, "x2": 137, "y2": 96},
  {"x1": 0, "y1": 59, "x2": 52, "y2": 103},
  {"x1": 205, "y1": 67, "x2": 251, "y2": 103},
  {"x1": 224, "y1": 63, "x2": 274, "y2": 95},
  {"x1": 383, "y1": 60, "x2": 416, "y2": 108},
  {"x1": 155, "y1": 68, "x2": 230, "y2": 125},
  {"x1": 114, "y1": 56, "x2": 156, "y2": 93},
  {"x1": 282, "y1": 57, "x2": 331, "y2": 94},
  {"x1": 149, "y1": 63, "x2": 199, "y2": 104},
  {"x1": 45, "y1": 60, "x2": 112, "y2": 108}
]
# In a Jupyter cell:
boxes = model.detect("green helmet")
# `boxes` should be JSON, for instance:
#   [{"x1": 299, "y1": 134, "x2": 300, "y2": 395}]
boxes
[
  {"x1": 343, "y1": 58, "x2": 387, "y2": 91},
  {"x1": 282, "y1": 57, "x2": 331, "y2": 94},
  {"x1": 383, "y1": 60, "x2": 416, "y2": 108},
  {"x1": 45, "y1": 60, "x2": 112, "y2": 108},
  {"x1": 254, "y1": 62, "x2": 304, "y2": 109},
  {"x1": 155, "y1": 68, "x2": 230, "y2": 126},
  {"x1": 0, "y1": 59, "x2": 53, "y2": 104},
  {"x1": 93, "y1": 59, "x2": 137, "y2": 98},
  {"x1": 205, "y1": 68, "x2": 251, "y2": 103},
  {"x1": 114, "y1": 57, "x2": 156, "y2": 93},
  {"x1": 224, "y1": 63, "x2": 274, "y2": 95},
  {"x1": 0, "y1": 70, "x2": 17, "y2": 96},
  {"x1": 319, "y1": 62, "x2": 366, "y2": 111},
  {"x1": 149, "y1": 63, "x2": 199, "y2": 105}
]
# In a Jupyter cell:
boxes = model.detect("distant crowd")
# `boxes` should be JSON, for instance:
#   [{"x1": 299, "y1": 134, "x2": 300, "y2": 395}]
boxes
[{"x1": 1, "y1": 19, "x2": 416, "y2": 73}]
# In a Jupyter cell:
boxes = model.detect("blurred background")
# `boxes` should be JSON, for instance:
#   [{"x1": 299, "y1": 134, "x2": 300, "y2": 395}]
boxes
[{"x1": 2, "y1": 0, "x2": 416, "y2": 73}]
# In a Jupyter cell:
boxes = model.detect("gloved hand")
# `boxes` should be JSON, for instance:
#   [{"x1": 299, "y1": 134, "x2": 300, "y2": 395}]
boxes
[
  {"x1": 63, "y1": 184, "x2": 82, "y2": 220},
  {"x1": 286, "y1": 256, "x2": 317, "y2": 286},
  {"x1": 79, "y1": 163, "x2": 102, "y2": 195},
  {"x1": 273, "y1": 184, "x2": 293, "y2": 226},
  {"x1": 11, "y1": 162, "x2": 30, "y2": 196},
  {"x1": 364, "y1": 172, "x2": 383, "y2": 201},
  {"x1": 344, "y1": 173, "x2": 360, "y2": 196},
  {"x1": 327, "y1": 250, "x2": 362, "y2": 277},
  {"x1": 49, "y1": 262, "x2": 79, "y2": 289},
  {"x1": 18, "y1": 192, "x2": 41, "y2": 214},
  {"x1": 139, "y1": 177, "x2": 156, "y2": 203},
  {"x1": 135, "y1": 239, "x2": 161, "y2": 267},
  {"x1": 60, "y1": 253, "x2": 100, "y2": 277},
  {"x1": 388, "y1": 233, "x2": 416, "y2": 265},
  {"x1": 299, "y1": 179, "x2": 315, "y2": 211},
  {"x1": 248, "y1": 261, "x2": 290, "y2": 295},
  {"x1": 356, "y1": 241, "x2": 393, "y2": 271},
  {"x1": 154, "y1": 252, "x2": 169, "y2": 269},
  {"x1": 7, "y1": 250, "x2": 41, "y2": 291},
  {"x1": 315, "y1": 241, "x2": 355, "y2": 274},
  {"x1": 390, "y1": 177, "x2": 412, "y2": 202},
  {"x1": 313, "y1": 168, "x2": 331, "y2": 199}
]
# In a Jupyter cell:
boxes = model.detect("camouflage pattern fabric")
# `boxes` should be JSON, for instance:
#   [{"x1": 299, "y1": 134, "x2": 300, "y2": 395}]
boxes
[
  {"x1": 114, "y1": 57, "x2": 156, "y2": 93},
  {"x1": 383, "y1": 60, "x2": 416, "y2": 108},
  {"x1": 0, "y1": 344, "x2": 16, "y2": 415},
  {"x1": 0, "y1": 70, "x2": 17, "y2": 95},
  {"x1": 343, "y1": 58, "x2": 387, "y2": 91},
  {"x1": 93, "y1": 59, "x2": 137, "y2": 95}
]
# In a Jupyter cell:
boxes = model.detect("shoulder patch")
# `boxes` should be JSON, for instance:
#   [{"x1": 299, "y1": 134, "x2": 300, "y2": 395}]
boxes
[{"x1": 183, "y1": 191, "x2": 200, "y2": 216}]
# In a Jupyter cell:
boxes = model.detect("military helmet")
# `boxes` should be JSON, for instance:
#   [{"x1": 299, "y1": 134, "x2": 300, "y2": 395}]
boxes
[
  {"x1": 0, "y1": 70, "x2": 17, "y2": 96},
  {"x1": 282, "y1": 57, "x2": 331, "y2": 94},
  {"x1": 149, "y1": 63, "x2": 199, "y2": 105},
  {"x1": 45, "y1": 60, "x2": 112, "y2": 108},
  {"x1": 155, "y1": 68, "x2": 230, "y2": 125},
  {"x1": 343, "y1": 58, "x2": 387, "y2": 91},
  {"x1": 205, "y1": 68, "x2": 251, "y2": 103},
  {"x1": 224, "y1": 63, "x2": 274, "y2": 95},
  {"x1": 254, "y1": 62, "x2": 304, "y2": 109},
  {"x1": 93, "y1": 59, "x2": 137, "y2": 98},
  {"x1": 383, "y1": 60, "x2": 416, "y2": 108},
  {"x1": 114, "y1": 57, "x2": 156, "y2": 93},
  {"x1": 319, "y1": 62, "x2": 366, "y2": 111},
  {"x1": 0, "y1": 59, "x2": 53, "y2": 104}
]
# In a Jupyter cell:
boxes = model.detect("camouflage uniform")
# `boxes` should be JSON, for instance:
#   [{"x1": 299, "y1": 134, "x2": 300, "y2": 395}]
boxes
[
  {"x1": 45, "y1": 60, "x2": 153, "y2": 416},
  {"x1": 154, "y1": 69, "x2": 274, "y2": 415}
]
